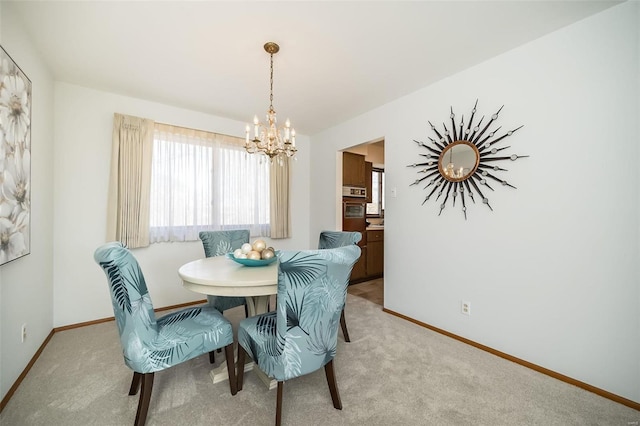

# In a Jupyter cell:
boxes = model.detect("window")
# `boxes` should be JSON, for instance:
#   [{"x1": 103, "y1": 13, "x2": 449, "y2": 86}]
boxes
[
  {"x1": 366, "y1": 168, "x2": 384, "y2": 216},
  {"x1": 149, "y1": 124, "x2": 270, "y2": 243}
]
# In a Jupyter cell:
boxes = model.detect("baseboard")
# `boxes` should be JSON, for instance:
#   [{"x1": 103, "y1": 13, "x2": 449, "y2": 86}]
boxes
[
  {"x1": 382, "y1": 307, "x2": 640, "y2": 412},
  {"x1": 0, "y1": 329, "x2": 54, "y2": 412},
  {"x1": 0, "y1": 299, "x2": 207, "y2": 412},
  {"x1": 52, "y1": 299, "x2": 207, "y2": 333}
]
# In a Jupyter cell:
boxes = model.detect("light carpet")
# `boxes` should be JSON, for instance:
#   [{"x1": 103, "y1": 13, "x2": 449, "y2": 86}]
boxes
[{"x1": 1, "y1": 294, "x2": 638, "y2": 425}]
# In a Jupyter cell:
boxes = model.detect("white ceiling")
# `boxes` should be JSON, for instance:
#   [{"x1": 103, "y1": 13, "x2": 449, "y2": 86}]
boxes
[{"x1": 6, "y1": 1, "x2": 621, "y2": 135}]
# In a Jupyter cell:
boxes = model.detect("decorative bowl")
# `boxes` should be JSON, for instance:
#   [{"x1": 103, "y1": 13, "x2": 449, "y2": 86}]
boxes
[{"x1": 226, "y1": 251, "x2": 279, "y2": 267}]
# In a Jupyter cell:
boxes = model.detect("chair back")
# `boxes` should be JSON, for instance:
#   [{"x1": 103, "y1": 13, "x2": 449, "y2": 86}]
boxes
[
  {"x1": 199, "y1": 230, "x2": 250, "y2": 257},
  {"x1": 272, "y1": 245, "x2": 360, "y2": 380},
  {"x1": 94, "y1": 242, "x2": 159, "y2": 372},
  {"x1": 199, "y1": 230, "x2": 250, "y2": 312},
  {"x1": 318, "y1": 231, "x2": 362, "y2": 249}
]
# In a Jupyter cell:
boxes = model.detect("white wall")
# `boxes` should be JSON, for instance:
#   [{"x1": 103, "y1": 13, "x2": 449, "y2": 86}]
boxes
[
  {"x1": 0, "y1": 6, "x2": 55, "y2": 401},
  {"x1": 1, "y1": 0, "x2": 637, "y2": 408},
  {"x1": 311, "y1": 2, "x2": 639, "y2": 403},
  {"x1": 53, "y1": 83, "x2": 311, "y2": 327}
]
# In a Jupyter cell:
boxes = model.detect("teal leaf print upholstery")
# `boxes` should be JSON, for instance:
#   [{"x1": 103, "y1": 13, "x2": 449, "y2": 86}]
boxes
[
  {"x1": 318, "y1": 230, "x2": 362, "y2": 249},
  {"x1": 199, "y1": 230, "x2": 249, "y2": 313},
  {"x1": 200, "y1": 230, "x2": 250, "y2": 257},
  {"x1": 94, "y1": 242, "x2": 237, "y2": 425},
  {"x1": 236, "y1": 245, "x2": 360, "y2": 425},
  {"x1": 278, "y1": 252, "x2": 327, "y2": 288},
  {"x1": 317, "y1": 230, "x2": 363, "y2": 343},
  {"x1": 94, "y1": 242, "x2": 234, "y2": 373},
  {"x1": 237, "y1": 245, "x2": 360, "y2": 381}
]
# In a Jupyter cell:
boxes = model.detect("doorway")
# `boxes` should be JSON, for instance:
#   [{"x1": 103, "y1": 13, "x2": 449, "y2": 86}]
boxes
[{"x1": 341, "y1": 138, "x2": 385, "y2": 306}]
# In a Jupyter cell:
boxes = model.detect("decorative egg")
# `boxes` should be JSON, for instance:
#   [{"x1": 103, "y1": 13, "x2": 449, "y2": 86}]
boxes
[
  {"x1": 233, "y1": 248, "x2": 243, "y2": 258},
  {"x1": 261, "y1": 248, "x2": 275, "y2": 260},
  {"x1": 252, "y1": 239, "x2": 266, "y2": 252},
  {"x1": 241, "y1": 243, "x2": 253, "y2": 254},
  {"x1": 247, "y1": 250, "x2": 261, "y2": 260},
  {"x1": 236, "y1": 253, "x2": 247, "y2": 259}
]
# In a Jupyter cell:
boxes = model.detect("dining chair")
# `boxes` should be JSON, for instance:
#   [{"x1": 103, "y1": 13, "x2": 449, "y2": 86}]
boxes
[
  {"x1": 236, "y1": 245, "x2": 361, "y2": 426},
  {"x1": 199, "y1": 230, "x2": 250, "y2": 362},
  {"x1": 94, "y1": 242, "x2": 237, "y2": 426},
  {"x1": 318, "y1": 230, "x2": 363, "y2": 342}
]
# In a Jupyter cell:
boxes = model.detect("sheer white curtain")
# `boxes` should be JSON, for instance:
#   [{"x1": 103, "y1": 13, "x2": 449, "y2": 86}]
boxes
[{"x1": 149, "y1": 124, "x2": 270, "y2": 243}]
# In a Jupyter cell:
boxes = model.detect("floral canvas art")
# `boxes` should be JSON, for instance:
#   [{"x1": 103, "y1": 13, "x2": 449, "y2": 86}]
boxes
[{"x1": 0, "y1": 46, "x2": 31, "y2": 265}]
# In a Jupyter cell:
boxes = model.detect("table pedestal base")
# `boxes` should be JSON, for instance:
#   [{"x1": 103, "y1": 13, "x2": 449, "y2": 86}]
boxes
[
  {"x1": 209, "y1": 295, "x2": 277, "y2": 389},
  {"x1": 210, "y1": 357, "x2": 277, "y2": 390},
  {"x1": 248, "y1": 361, "x2": 278, "y2": 390},
  {"x1": 245, "y1": 295, "x2": 270, "y2": 318}
]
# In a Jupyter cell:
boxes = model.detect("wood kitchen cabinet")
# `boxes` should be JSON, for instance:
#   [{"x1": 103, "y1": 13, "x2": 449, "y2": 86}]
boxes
[
  {"x1": 348, "y1": 231, "x2": 367, "y2": 283},
  {"x1": 343, "y1": 152, "x2": 366, "y2": 187},
  {"x1": 350, "y1": 246, "x2": 367, "y2": 281},
  {"x1": 349, "y1": 230, "x2": 383, "y2": 284},
  {"x1": 366, "y1": 229, "x2": 384, "y2": 278}
]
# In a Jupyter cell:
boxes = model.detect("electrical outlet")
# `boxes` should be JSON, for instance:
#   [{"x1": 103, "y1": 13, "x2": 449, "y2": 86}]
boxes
[
  {"x1": 461, "y1": 301, "x2": 471, "y2": 316},
  {"x1": 21, "y1": 323, "x2": 27, "y2": 342}
]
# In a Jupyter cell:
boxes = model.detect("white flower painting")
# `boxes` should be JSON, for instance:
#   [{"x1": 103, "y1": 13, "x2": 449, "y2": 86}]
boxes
[{"x1": 0, "y1": 46, "x2": 31, "y2": 265}]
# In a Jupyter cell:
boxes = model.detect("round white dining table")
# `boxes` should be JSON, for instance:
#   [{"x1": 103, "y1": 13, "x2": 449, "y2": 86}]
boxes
[
  {"x1": 178, "y1": 255, "x2": 278, "y2": 316},
  {"x1": 178, "y1": 255, "x2": 278, "y2": 389}
]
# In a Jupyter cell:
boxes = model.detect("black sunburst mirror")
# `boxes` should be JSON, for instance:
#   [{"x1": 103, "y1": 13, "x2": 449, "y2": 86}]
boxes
[{"x1": 408, "y1": 100, "x2": 527, "y2": 219}]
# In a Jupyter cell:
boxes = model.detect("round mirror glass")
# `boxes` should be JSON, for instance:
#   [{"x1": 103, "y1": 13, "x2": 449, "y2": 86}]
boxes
[{"x1": 438, "y1": 141, "x2": 480, "y2": 182}]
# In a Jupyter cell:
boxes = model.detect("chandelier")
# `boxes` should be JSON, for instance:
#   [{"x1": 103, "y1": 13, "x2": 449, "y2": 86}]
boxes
[{"x1": 245, "y1": 42, "x2": 297, "y2": 162}]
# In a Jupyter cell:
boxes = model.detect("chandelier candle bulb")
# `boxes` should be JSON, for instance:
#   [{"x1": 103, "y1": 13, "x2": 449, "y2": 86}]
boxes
[{"x1": 253, "y1": 116, "x2": 259, "y2": 139}]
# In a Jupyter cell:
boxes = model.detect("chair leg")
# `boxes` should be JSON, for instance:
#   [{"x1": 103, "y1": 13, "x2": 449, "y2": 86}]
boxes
[
  {"x1": 129, "y1": 372, "x2": 141, "y2": 395},
  {"x1": 276, "y1": 381, "x2": 284, "y2": 426},
  {"x1": 224, "y1": 343, "x2": 237, "y2": 395},
  {"x1": 324, "y1": 360, "x2": 342, "y2": 410},
  {"x1": 134, "y1": 372, "x2": 154, "y2": 426},
  {"x1": 209, "y1": 351, "x2": 215, "y2": 364},
  {"x1": 340, "y1": 308, "x2": 351, "y2": 342},
  {"x1": 236, "y1": 345, "x2": 246, "y2": 391}
]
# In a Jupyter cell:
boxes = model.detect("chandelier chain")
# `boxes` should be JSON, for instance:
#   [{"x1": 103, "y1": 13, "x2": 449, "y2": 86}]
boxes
[{"x1": 269, "y1": 52, "x2": 274, "y2": 111}]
